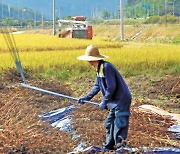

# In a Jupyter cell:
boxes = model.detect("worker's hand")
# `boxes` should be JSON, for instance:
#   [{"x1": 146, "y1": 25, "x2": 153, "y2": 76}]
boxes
[
  {"x1": 99, "y1": 101, "x2": 107, "y2": 110},
  {"x1": 78, "y1": 97, "x2": 87, "y2": 104}
]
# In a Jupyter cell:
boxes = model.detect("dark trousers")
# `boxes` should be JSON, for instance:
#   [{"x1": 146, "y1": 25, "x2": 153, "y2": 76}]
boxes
[{"x1": 104, "y1": 107, "x2": 129, "y2": 149}]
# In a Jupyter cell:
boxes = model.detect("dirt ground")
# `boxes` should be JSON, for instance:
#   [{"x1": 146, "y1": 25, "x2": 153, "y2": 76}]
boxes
[{"x1": 0, "y1": 69, "x2": 179, "y2": 153}]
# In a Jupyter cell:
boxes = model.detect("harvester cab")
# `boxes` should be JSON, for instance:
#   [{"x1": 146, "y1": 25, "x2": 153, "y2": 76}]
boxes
[{"x1": 58, "y1": 16, "x2": 93, "y2": 39}]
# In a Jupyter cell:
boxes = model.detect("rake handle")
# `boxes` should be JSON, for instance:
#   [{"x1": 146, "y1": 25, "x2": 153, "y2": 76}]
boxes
[{"x1": 21, "y1": 83, "x2": 99, "y2": 106}]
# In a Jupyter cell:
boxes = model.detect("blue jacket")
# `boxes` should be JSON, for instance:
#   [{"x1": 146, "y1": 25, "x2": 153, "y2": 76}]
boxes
[{"x1": 84, "y1": 61, "x2": 132, "y2": 115}]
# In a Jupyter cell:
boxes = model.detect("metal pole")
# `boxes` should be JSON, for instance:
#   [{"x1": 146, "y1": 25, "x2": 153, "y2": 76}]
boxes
[
  {"x1": 42, "y1": 10, "x2": 44, "y2": 28},
  {"x1": 173, "y1": 0, "x2": 175, "y2": 16},
  {"x1": 52, "y1": 0, "x2": 56, "y2": 35},
  {"x1": 120, "y1": 0, "x2": 124, "y2": 40},
  {"x1": 8, "y1": 5, "x2": 10, "y2": 18},
  {"x1": 18, "y1": 1, "x2": 20, "y2": 19},
  {"x1": 59, "y1": 6, "x2": 60, "y2": 19},
  {"x1": 34, "y1": 10, "x2": 36, "y2": 28},
  {"x1": 165, "y1": 0, "x2": 167, "y2": 26},
  {"x1": 21, "y1": 83, "x2": 99, "y2": 106},
  {"x1": 1, "y1": 1, "x2": 3, "y2": 19}
]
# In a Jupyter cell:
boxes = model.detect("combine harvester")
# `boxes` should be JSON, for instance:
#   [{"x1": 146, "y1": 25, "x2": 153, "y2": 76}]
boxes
[{"x1": 58, "y1": 16, "x2": 93, "y2": 39}]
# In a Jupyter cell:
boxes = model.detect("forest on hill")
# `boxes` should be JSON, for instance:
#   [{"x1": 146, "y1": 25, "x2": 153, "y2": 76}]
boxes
[
  {"x1": 0, "y1": 0, "x2": 179, "y2": 20},
  {"x1": 126, "y1": 0, "x2": 180, "y2": 18}
]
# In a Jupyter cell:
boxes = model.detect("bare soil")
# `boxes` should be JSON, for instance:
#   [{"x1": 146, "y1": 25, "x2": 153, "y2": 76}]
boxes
[{"x1": 0, "y1": 69, "x2": 179, "y2": 153}]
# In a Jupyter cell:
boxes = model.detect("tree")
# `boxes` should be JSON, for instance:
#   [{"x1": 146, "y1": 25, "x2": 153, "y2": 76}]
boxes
[{"x1": 102, "y1": 10, "x2": 110, "y2": 19}]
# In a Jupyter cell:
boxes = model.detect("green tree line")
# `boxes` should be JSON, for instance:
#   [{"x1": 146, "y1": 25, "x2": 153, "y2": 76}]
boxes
[
  {"x1": 0, "y1": 2, "x2": 42, "y2": 21},
  {"x1": 126, "y1": 0, "x2": 180, "y2": 19}
]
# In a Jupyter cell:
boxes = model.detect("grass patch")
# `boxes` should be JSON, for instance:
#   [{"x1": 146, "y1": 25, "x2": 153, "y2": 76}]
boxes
[
  {"x1": 94, "y1": 24, "x2": 180, "y2": 43},
  {"x1": 171, "y1": 36, "x2": 180, "y2": 44},
  {"x1": 35, "y1": 67, "x2": 95, "y2": 81}
]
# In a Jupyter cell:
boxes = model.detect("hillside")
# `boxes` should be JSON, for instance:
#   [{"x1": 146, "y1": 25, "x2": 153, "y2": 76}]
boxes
[
  {"x1": 1, "y1": 0, "x2": 120, "y2": 20},
  {"x1": 0, "y1": 2, "x2": 42, "y2": 20},
  {"x1": 1, "y1": 0, "x2": 179, "y2": 20},
  {"x1": 126, "y1": 0, "x2": 180, "y2": 18}
]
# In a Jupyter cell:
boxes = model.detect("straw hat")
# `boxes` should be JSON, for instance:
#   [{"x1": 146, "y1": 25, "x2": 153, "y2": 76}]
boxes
[{"x1": 77, "y1": 45, "x2": 108, "y2": 61}]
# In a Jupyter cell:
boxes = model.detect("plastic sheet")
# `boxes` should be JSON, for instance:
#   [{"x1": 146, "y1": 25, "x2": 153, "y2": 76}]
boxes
[
  {"x1": 39, "y1": 105, "x2": 75, "y2": 132},
  {"x1": 70, "y1": 146, "x2": 180, "y2": 153},
  {"x1": 168, "y1": 125, "x2": 180, "y2": 139}
]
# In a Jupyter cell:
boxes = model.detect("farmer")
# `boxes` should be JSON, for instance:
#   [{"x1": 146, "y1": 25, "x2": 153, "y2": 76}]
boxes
[{"x1": 77, "y1": 45, "x2": 132, "y2": 150}]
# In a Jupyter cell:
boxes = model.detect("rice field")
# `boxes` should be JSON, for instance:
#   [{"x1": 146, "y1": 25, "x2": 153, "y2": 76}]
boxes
[
  {"x1": 0, "y1": 34, "x2": 122, "y2": 52},
  {"x1": 0, "y1": 33, "x2": 180, "y2": 79},
  {"x1": 0, "y1": 33, "x2": 180, "y2": 153}
]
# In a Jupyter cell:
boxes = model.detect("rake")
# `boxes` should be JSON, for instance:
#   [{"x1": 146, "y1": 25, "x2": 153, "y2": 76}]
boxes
[
  {"x1": 1, "y1": 28, "x2": 99, "y2": 106},
  {"x1": 1, "y1": 28, "x2": 26, "y2": 83}
]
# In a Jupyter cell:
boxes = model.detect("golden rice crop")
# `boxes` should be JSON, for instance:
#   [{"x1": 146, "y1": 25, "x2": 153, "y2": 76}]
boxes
[
  {"x1": 0, "y1": 33, "x2": 179, "y2": 76},
  {"x1": 0, "y1": 33, "x2": 122, "y2": 52},
  {"x1": 0, "y1": 44, "x2": 179, "y2": 72},
  {"x1": 104, "y1": 44, "x2": 180, "y2": 70}
]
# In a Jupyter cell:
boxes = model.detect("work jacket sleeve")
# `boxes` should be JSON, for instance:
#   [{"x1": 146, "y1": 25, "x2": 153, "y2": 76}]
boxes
[
  {"x1": 103, "y1": 63, "x2": 116, "y2": 103},
  {"x1": 83, "y1": 78, "x2": 100, "y2": 100}
]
